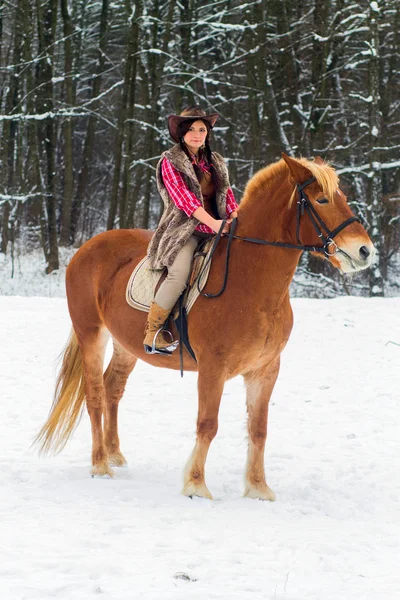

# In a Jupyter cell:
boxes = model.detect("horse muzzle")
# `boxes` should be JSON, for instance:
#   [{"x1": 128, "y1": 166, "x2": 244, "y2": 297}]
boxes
[{"x1": 328, "y1": 240, "x2": 376, "y2": 273}]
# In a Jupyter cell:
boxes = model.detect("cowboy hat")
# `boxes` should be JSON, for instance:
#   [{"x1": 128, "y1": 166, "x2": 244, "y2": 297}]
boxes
[{"x1": 167, "y1": 106, "x2": 219, "y2": 143}]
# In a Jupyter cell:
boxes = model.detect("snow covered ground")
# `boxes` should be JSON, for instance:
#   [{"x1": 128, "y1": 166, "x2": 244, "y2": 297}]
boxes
[{"x1": 1, "y1": 295, "x2": 399, "y2": 600}]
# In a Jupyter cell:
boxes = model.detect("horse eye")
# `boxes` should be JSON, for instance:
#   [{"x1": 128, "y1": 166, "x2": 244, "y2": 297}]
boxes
[{"x1": 316, "y1": 198, "x2": 329, "y2": 205}]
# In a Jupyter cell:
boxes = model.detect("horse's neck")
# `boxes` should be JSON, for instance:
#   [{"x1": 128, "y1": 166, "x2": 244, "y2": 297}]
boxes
[
  {"x1": 233, "y1": 175, "x2": 301, "y2": 307},
  {"x1": 238, "y1": 174, "x2": 295, "y2": 240}
]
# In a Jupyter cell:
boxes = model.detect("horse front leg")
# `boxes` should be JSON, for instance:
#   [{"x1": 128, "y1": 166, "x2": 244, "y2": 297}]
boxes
[
  {"x1": 182, "y1": 368, "x2": 225, "y2": 500},
  {"x1": 243, "y1": 358, "x2": 280, "y2": 501}
]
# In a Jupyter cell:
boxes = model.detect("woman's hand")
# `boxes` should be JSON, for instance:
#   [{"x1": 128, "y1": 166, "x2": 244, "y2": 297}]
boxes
[
  {"x1": 212, "y1": 219, "x2": 232, "y2": 235},
  {"x1": 229, "y1": 211, "x2": 238, "y2": 219}
]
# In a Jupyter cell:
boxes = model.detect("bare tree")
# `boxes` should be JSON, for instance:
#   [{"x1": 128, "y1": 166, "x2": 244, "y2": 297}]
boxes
[
  {"x1": 0, "y1": 0, "x2": 399, "y2": 295},
  {"x1": 70, "y1": 0, "x2": 109, "y2": 243}
]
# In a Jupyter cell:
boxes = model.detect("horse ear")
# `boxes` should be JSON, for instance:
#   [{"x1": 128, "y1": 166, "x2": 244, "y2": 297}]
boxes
[
  {"x1": 314, "y1": 155, "x2": 324, "y2": 165},
  {"x1": 281, "y1": 153, "x2": 313, "y2": 184}
]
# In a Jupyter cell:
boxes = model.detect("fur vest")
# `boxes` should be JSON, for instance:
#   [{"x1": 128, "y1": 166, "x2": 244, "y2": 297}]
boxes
[{"x1": 147, "y1": 144, "x2": 231, "y2": 270}]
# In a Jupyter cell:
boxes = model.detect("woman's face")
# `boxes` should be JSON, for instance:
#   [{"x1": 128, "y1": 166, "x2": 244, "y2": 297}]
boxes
[{"x1": 183, "y1": 120, "x2": 208, "y2": 153}]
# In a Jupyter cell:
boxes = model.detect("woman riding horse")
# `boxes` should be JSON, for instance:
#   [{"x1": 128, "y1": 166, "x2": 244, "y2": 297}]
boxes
[
  {"x1": 144, "y1": 106, "x2": 239, "y2": 355},
  {"x1": 35, "y1": 142, "x2": 375, "y2": 499}
]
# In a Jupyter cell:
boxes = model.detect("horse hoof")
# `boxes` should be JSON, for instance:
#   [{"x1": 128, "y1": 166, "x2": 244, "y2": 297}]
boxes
[
  {"x1": 182, "y1": 481, "x2": 213, "y2": 500},
  {"x1": 111, "y1": 461, "x2": 128, "y2": 468},
  {"x1": 244, "y1": 485, "x2": 276, "y2": 502},
  {"x1": 108, "y1": 453, "x2": 128, "y2": 467},
  {"x1": 91, "y1": 465, "x2": 114, "y2": 478}
]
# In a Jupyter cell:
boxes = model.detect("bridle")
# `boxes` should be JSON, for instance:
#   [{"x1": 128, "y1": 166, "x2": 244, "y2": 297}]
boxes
[
  {"x1": 198, "y1": 176, "x2": 360, "y2": 298},
  {"x1": 295, "y1": 177, "x2": 359, "y2": 258}
]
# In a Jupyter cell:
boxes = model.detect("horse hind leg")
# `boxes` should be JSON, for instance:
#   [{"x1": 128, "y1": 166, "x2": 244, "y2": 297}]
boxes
[
  {"x1": 243, "y1": 359, "x2": 280, "y2": 501},
  {"x1": 78, "y1": 326, "x2": 112, "y2": 477},
  {"x1": 103, "y1": 339, "x2": 137, "y2": 467}
]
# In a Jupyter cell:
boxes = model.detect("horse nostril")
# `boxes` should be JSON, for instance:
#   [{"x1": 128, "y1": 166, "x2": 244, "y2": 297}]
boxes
[{"x1": 359, "y1": 246, "x2": 370, "y2": 260}]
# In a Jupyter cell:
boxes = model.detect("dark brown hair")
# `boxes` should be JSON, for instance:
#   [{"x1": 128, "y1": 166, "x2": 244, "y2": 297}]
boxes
[{"x1": 177, "y1": 118, "x2": 221, "y2": 190}]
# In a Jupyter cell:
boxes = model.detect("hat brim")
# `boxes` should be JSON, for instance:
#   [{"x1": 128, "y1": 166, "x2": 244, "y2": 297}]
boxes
[{"x1": 168, "y1": 113, "x2": 219, "y2": 143}]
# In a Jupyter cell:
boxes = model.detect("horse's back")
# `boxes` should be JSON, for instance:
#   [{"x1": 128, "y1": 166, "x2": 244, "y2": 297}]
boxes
[
  {"x1": 68, "y1": 229, "x2": 151, "y2": 271},
  {"x1": 66, "y1": 229, "x2": 152, "y2": 331}
]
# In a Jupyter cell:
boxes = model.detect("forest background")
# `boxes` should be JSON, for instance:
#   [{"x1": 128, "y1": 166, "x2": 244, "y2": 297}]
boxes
[{"x1": 0, "y1": 0, "x2": 399, "y2": 297}]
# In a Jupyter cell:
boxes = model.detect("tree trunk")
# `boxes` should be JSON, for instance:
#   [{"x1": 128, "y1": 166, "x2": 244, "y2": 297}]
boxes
[
  {"x1": 308, "y1": 0, "x2": 331, "y2": 154},
  {"x1": 121, "y1": 0, "x2": 176, "y2": 230},
  {"x1": 367, "y1": 1, "x2": 384, "y2": 296},
  {"x1": 59, "y1": 0, "x2": 75, "y2": 245},
  {"x1": 119, "y1": 0, "x2": 146, "y2": 229},
  {"x1": 36, "y1": 0, "x2": 59, "y2": 272},
  {"x1": 107, "y1": 0, "x2": 143, "y2": 231},
  {"x1": 71, "y1": 0, "x2": 109, "y2": 242},
  {"x1": 22, "y1": 0, "x2": 46, "y2": 251},
  {"x1": 0, "y1": 0, "x2": 24, "y2": 254}
]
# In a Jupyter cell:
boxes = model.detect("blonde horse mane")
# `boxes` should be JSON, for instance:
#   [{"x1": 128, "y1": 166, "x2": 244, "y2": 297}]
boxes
[{"x1": 241, "y1": 157, "x2": 339, "y2": 208}]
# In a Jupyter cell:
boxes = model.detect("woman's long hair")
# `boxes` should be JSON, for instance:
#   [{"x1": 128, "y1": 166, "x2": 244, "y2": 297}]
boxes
[{"x1": 177, "y1": 120, "x2": 221, "y2": 191}]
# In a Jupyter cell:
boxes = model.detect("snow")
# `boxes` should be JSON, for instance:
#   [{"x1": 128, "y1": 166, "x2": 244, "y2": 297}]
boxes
[
  {"x1": 337, "y1": 159, "x2": 400, "y2": 176},
  {"x1": 51, "y1": 76, "x2": 65, "y2": 84},
  {"x1": 196, "y1": 21, "x2": 255, "y2": 31},
  {"x1": 0, "y1": 110, "x2": 87, "y2": 121},
  {"x1": 1, "y1": 294, "x2": 399, "y2": 599},
  {"x1": 0, "y1": 247, "x2": 74, "y2": 297},
  {"x1": 0, "y1": 192, "x2": 40, "y2": 203},
  {"x1": 349, "y1": 93, "x2": 373, "y2": 103},
  {"x1": 371, "y1": 284, "x2": 383, "y2": 294},
  {"x1": 313, "y1": 34, "x2": 329, "y2": 42}
]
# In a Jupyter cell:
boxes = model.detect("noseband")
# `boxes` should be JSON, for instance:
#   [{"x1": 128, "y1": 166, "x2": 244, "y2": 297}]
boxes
[{"x1": 198, "y1": 176, "x2": 360, "y2": 299}]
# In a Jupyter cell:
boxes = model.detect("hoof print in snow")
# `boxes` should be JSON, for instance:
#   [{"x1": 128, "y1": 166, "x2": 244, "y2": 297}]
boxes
[{"x1": 174, "y1": 572, "x2": 196, "y2": 582}]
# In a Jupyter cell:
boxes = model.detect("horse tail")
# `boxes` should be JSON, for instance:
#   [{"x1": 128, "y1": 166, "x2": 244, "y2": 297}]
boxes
[{"x1": 34, "y1": 329, "x2": 86, "y2": 454}]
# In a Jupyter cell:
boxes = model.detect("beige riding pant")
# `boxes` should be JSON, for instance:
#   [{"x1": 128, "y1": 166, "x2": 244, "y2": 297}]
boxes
[{"x1": 154, "y1": 234, "x2": 206, "y2": 311}]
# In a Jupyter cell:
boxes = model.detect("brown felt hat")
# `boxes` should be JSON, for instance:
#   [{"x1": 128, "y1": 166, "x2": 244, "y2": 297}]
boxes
[{"x1": 168, "y1": 106, "x2": 219, "y2": 143}]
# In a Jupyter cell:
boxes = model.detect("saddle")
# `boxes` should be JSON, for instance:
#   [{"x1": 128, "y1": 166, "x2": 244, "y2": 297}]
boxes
[
  {"x1": 126, "y1": 238, "x2": 215, "y2": 360},
  {"x1": 127, "y1": 218, "x2": 236, "y2": 373}
]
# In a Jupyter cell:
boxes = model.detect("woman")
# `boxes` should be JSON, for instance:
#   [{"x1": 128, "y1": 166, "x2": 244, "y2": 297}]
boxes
[{"x1": 144, "y1": 106, "x2": 239, "y2": 355}]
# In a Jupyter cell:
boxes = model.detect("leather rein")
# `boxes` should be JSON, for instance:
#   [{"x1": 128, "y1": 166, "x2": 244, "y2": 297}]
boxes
[{"x1": 197, "y1": 176, "x2": 359, "y2": 299}]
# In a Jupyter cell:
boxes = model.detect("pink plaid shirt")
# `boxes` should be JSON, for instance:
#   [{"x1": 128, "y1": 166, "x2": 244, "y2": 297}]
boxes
[{"x1": 161, "y1": 157, "x2": 238, "y2": 234}]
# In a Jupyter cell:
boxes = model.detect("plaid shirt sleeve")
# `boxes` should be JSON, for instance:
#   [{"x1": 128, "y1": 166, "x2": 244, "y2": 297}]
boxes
[
  {"x1": 226, "y1": 188, "x2": 238, "y2": 216},
  {"x1": 161, "y1": 158, "x2": 202, "y2": 217}
]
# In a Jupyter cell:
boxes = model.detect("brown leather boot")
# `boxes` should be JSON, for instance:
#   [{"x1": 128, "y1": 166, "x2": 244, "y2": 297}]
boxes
[{"x1": 143, "y1": 302, "x2": 179, "y2": 355}]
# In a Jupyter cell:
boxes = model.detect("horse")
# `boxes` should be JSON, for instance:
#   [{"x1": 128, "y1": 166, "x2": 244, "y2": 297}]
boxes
[{"x1": 35, "y1": 153, "x2": 374, "y2": 501}]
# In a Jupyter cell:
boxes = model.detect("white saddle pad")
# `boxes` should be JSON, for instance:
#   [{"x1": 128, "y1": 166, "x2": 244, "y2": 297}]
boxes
[{"x1": 126, "y1": 239, "x2": 215, "y2": 315}]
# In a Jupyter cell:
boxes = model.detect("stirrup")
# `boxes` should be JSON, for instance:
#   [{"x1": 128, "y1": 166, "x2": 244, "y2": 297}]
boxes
[{"x1": 144, "y1": 327, "x2": 179, "y2": 356}]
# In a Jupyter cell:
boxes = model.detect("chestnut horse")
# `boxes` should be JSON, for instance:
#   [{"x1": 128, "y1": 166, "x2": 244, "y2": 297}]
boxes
[{"x1": 36, "y1": 154, "x2": 374, "y2": 501}]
